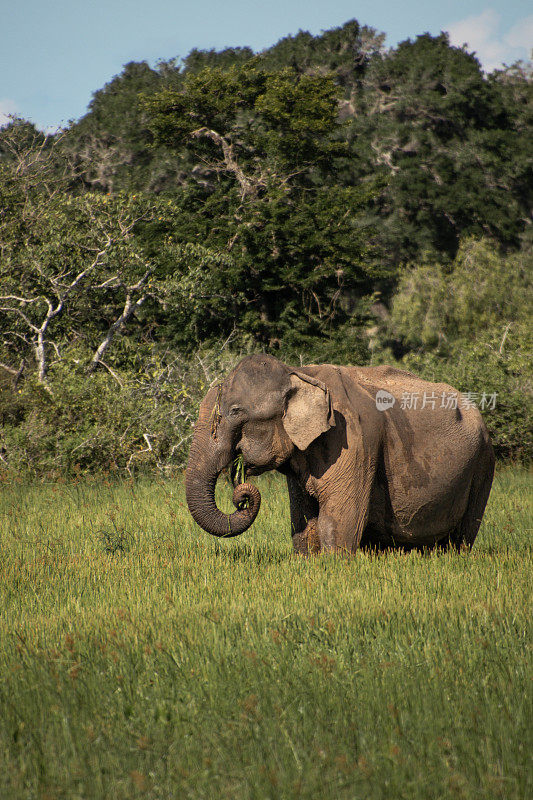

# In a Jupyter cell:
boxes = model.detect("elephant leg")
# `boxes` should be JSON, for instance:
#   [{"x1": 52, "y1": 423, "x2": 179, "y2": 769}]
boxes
[
  {"x1": 316, "y1": 482, "x2": 372, "y2": 555},
  {"x1": 292, "y1": 520, "x2": 321, "y2": 555},
  {"x1": 451, "y1": 448, "x2": 495, "y2": 550},
  {"x1": 286, "y1": 472, "x2": 319, "y2": 555}
]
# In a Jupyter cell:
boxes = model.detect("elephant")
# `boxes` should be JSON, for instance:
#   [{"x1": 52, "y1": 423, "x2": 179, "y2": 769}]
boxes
[{"x1": 185, "y1": 354, "x2": 495, "y2": 554}]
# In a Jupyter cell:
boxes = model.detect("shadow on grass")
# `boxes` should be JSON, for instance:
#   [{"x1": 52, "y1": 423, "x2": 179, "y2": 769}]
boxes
[
  {"x1": 212, "y1": 542, "x2": 292, "y2": 565},
  {"x1": 209, "y1": 541, "x2": 464, "y2": 564}
]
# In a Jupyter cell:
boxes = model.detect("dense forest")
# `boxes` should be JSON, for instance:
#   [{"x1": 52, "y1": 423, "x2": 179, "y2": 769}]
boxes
[{"x1": 0, "y1": 20, "x2": 531, "y2": 473}]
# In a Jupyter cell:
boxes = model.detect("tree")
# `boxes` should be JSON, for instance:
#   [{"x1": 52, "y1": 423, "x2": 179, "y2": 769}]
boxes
[
  {"x1": 386, "y1": 238, "x2": 531, "y2": 349},
  {"x1": 143, "y1": 61, "x2": 380, "y2": 352},
  {"x1": 55, "y1": 23, "x2": 530, "y2": 276},
  {"x1": 259, "y1": 19, "x2": 385, "y2": 87},
  {"x1": 347, "y1": 34, "x2": 530, "y2": 266},
  {"x1": 0, "y1": 193, "x2": 152, "y2": 386},
  {"x1": 0, "y1": 126, "x2": 246, "y2": 474},
  {"x1": 0, "y1": 124, "x2": 162, "y2": 384},
  {"x1": 63, "y1": 61, "x2": 184, "y2": 194}
]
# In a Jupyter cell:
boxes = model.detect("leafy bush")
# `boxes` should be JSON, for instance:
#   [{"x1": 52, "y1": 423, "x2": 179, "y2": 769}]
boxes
[
  {"x1": 0, "y1": 345, "x2": 242, "y2": 477},
  {"x1": 376, "y1": 238, "x2": 532, "y2": 460},
  {"x1": 394, "y1": 325, "x2": 532, "y2": 461},
  {"x1": 388, "y1": 238, "x2": 530, "y2": 349}
]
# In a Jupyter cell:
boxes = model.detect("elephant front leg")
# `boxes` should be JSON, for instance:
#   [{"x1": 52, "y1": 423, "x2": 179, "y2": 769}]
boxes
[
  {"x1": 286, "y1": 472, "x2": 319, "y2": 555},
  {"x1": 317, "y1": 488, "x2": 371, "y2": 555},
  {"x1": 292, "y1": 518, "x2": 321, "y2": 555}
]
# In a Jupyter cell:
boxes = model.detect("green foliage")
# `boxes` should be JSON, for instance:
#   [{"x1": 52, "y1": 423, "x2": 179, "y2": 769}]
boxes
[
  {"x1": 259, "y1": 20, "x2": 385, "y2": 86},
  {"x1": 0, "y1": 118, "x2": 48, "y2": 161},
  {"x1": 0, "y1": 183, "x2": 152, "y2": 370},
  {"x1": 0, "y1": 126, "x2": 241, "y2": 373},
  {"x1": 142, "y1": 62, "x2": 380, "y2": 348},
  {"x1": 56, "y1": 23, "x2": 531, "y2": 268},
  {"x1": 62, "y1": 60, "x2": 182, "y2": 194},
  {"x1": 0, "y1": 344, "x2": 241, "y2": 476},
  {"x1": 389, "y1": 238, "x2": 531, "y2": 347},
  {"x1": 0, "y1": 470, "x2": 530, "y2": 797},
  {"x1": 143, "y1": 62, "x2": 345, "y2": 172},
  {"x1": 348, "y1": 33, "x2": 530, "y2": 264},
  {"x1": 182, "y1": 46, "x2": 255, "y2": 73},
  {"x1": 1, "y1": 22, "x2": 531, "y2": 471},
  {"x1": 154, "y1": 242, "x2": 244, "y2": 349},
  {"x1": 377, "y1": 239, "x2": 532, "y2": 460}
]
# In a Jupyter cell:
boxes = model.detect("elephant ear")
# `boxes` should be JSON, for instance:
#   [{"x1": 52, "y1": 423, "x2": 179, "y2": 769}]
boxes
[{"x1": 282, "y1": 372, "x2": 335, "y2": 451}]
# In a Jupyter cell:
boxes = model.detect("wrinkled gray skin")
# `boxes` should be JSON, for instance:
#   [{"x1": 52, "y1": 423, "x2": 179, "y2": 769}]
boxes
[{"x1": 185, "y1": 354, "x2": 495, "y2": 554}]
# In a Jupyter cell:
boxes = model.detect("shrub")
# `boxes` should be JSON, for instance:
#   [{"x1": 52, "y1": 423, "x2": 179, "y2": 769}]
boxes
[
  {"x1": 374, "y1": 238, "x2": 532, "y2": 461},
  {"x1": 388, "y1": 238, "x2": 531, "y2": 350},
  {"x1": 0, "y1": 344, "x2": 241, "y2": 477},
  {"x1": 376, "y1": 323, "x2": 532, "y2": 461}
]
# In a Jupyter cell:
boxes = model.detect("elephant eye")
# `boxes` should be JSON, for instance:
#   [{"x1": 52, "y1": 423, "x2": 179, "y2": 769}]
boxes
[{"x1": 229, "y1": 406, "x2": 242, "y2": 416}]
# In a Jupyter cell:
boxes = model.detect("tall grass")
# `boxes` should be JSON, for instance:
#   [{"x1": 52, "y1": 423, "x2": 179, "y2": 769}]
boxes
[{"x1": 0, "y1": 468, "x2": 531, "y2": 799}]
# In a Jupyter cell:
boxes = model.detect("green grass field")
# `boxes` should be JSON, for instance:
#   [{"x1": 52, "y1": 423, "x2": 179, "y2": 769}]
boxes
[{"x1": 0, "y1": 468, "x2": 531, "y2": 799}]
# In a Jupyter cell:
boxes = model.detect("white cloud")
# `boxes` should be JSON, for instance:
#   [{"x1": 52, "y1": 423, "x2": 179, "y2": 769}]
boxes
[
  {"x1": 504, "y1": 15, "x2": 533, "y2": 52},
  {"x1": 0, "y1": 98, "x2": 19, "y2": 128},
  {"x1": 447, "y1": 10, "x2": 533, "y2": 72}
]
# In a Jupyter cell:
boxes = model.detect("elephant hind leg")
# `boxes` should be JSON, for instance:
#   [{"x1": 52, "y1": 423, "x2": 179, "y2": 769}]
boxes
[{"x1": 450, "y1": 446, "x2": 495, "y2": 551}]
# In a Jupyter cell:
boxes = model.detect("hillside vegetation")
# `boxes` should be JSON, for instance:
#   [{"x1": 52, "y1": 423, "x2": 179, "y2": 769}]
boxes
[{"x1": 1, "y1": 20, "x2": 531, "y2": 472}]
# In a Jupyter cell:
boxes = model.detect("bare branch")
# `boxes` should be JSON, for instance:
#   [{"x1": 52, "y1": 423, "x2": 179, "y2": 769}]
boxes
[
  {"x1": 62, "y1": 243, "x2": 113, "y2": 298},
  {"x1": 0, "y1": 305, "x2": 40, "y2": 332},
  {"x1": 0, "y1": 294, "x2": 46, "y2": 305},
  {"x1": 87, "y1": 292, "x2": 146, "y2": 375},
  {"x1": 98, "y1": 360, "x2": 124, "y2": 387},
  {"x1": 190, "y1": 127, "x2": 265, "y2": 199},
  {"x1": 0, "y1": 358, "x2": 25, "y2": 388},
  {"x1": 499, "y1": 322, "x2": 512, "y2": 354},
  {"x1": 94, "y1": 275, "x2": 120, "y2": 289},
  {"x1": 0, "y1": 361, "x2": 19, "y2": 376}
]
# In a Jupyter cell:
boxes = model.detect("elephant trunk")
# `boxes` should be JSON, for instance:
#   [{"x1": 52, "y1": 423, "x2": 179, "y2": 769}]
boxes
[{"x1": 185, "y1": 416, "x2": 261, "y2": 538}]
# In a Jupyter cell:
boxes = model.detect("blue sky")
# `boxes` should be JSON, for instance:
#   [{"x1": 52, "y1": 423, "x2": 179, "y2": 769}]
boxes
[{"x1": 1, "y1": 1, "x2": 532, "y2": 130}]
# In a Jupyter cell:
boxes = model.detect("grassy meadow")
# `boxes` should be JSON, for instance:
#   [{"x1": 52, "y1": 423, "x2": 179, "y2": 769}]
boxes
[{"x1": 0, "y1": 467, "x2": 531, "y2": 799}]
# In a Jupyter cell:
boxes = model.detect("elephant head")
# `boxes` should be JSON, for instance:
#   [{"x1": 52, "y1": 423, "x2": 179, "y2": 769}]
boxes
[{"x1": 185, "y1": 354, "x2": 334, "y2": 537}]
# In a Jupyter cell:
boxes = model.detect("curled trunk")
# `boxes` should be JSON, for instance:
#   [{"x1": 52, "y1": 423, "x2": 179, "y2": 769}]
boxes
[{"x1": 185, "y1": 420, "x2": 261, "y2": 537}]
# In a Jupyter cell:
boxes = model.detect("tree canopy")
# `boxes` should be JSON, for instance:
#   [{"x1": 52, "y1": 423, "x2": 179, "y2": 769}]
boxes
[{"x1": 1, "y1": 19, "x2": 531, "y2": 471}]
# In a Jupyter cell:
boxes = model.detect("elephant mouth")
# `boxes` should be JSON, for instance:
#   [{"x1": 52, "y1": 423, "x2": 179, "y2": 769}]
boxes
[
  {"x1": 230, "y1": 458, "x2": 244, "y2": 487},
  {"x1": 228, "y1": 458, "x2": 249, "y2": 511},
  {"x1": 230, "y1": 458, "x2": 263, "y2": 487}
]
